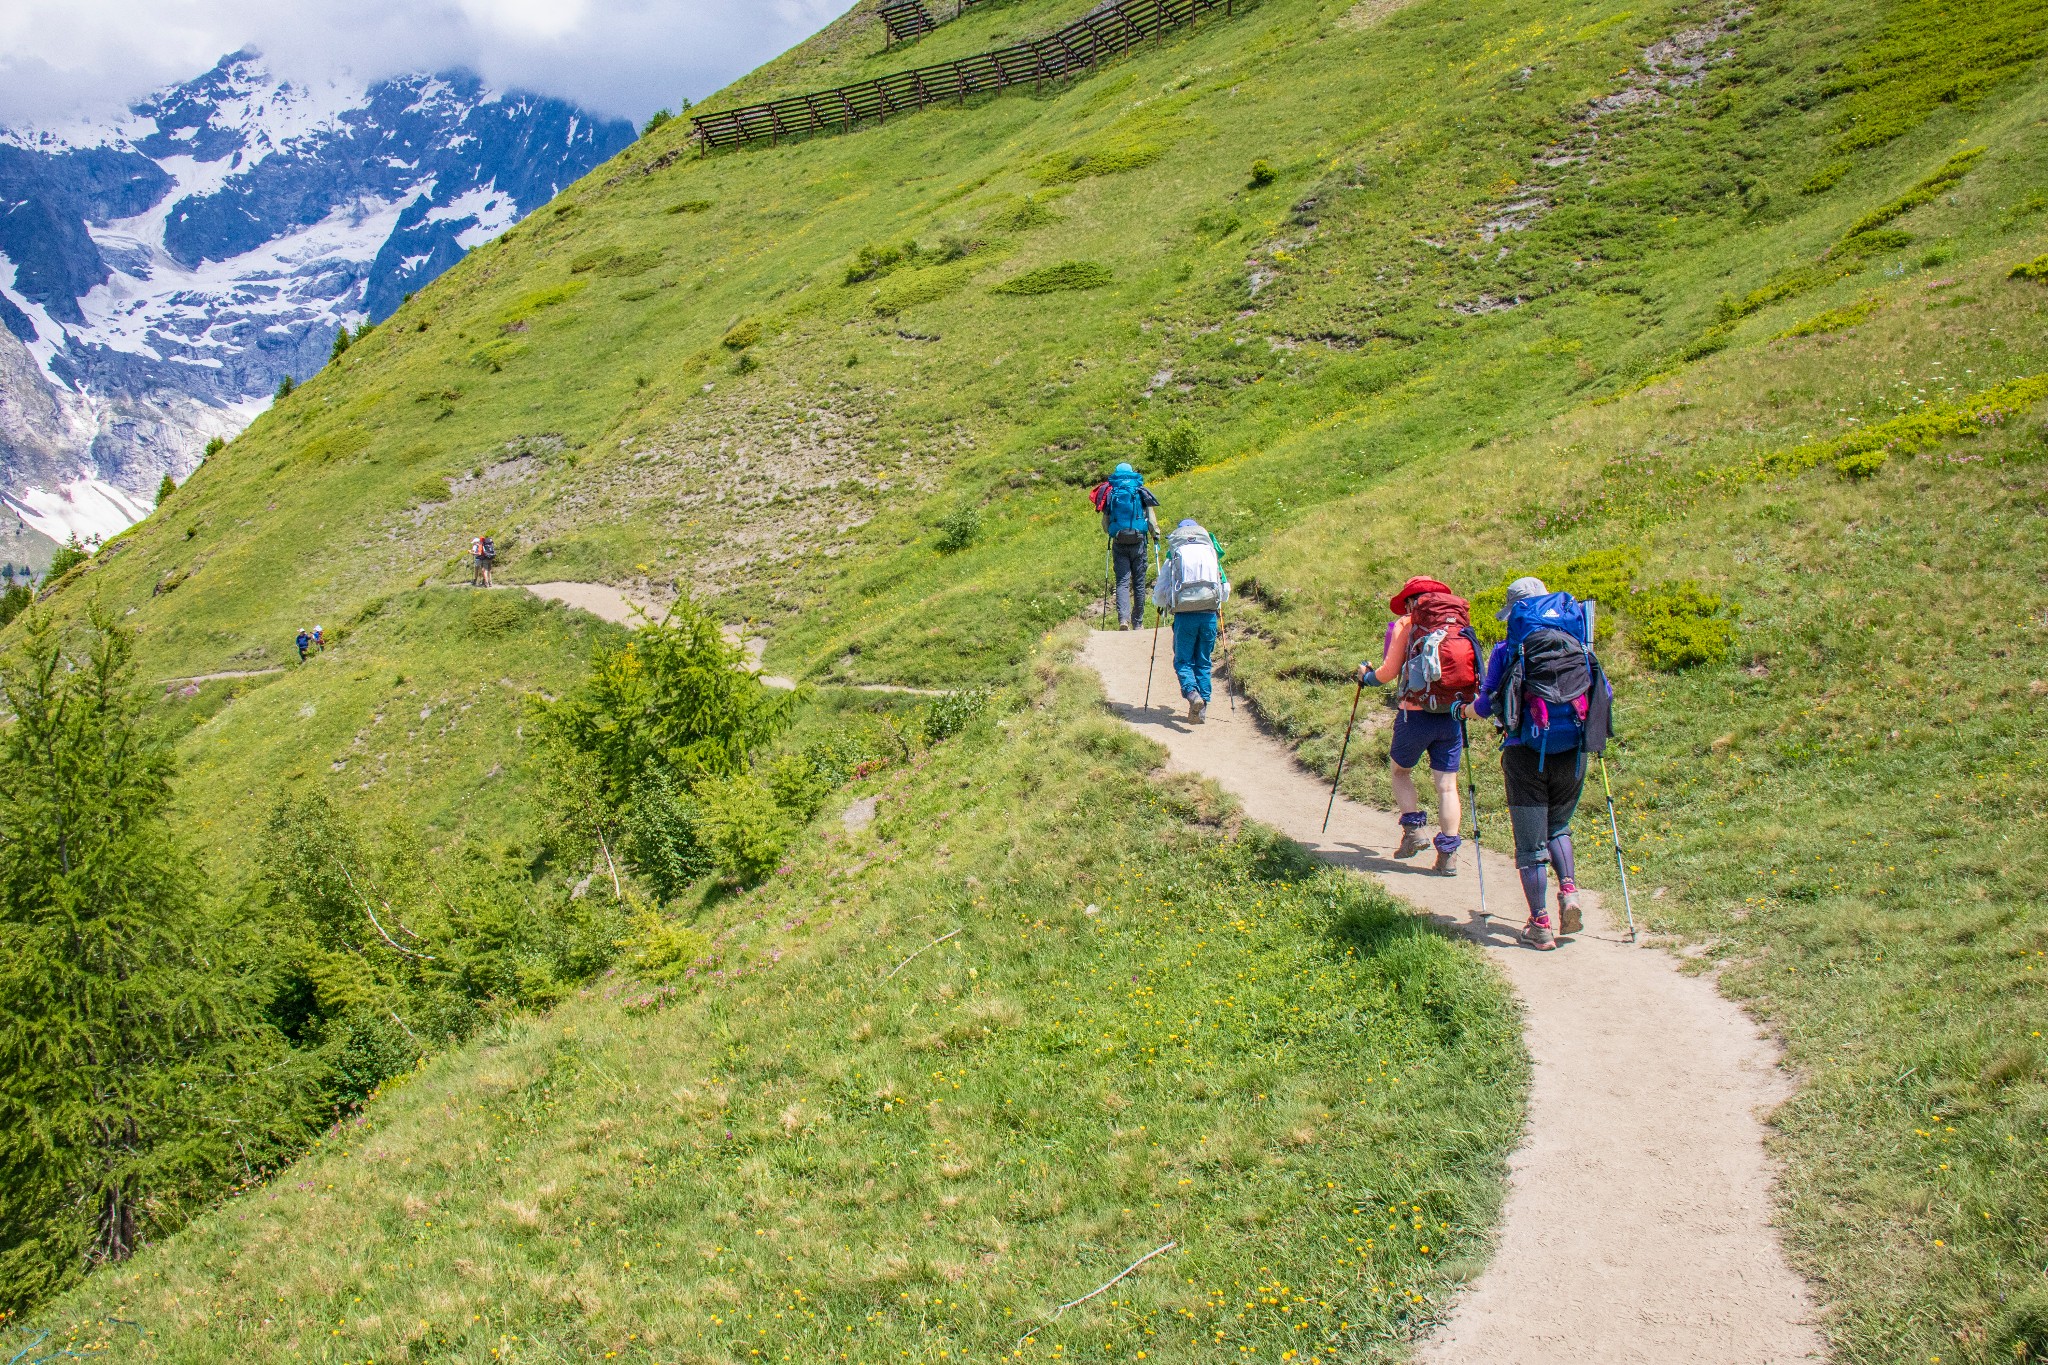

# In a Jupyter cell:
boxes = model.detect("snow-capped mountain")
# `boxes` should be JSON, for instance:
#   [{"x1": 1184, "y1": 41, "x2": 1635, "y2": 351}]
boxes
[{"x1": 0, "y1": 51, "x2": 635, "y2": 554}]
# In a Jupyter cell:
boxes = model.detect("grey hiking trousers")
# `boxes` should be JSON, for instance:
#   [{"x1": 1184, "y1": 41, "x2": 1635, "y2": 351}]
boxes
[{"x1": 1112, "y1": 537, "x2": 1149, "y2": 628}]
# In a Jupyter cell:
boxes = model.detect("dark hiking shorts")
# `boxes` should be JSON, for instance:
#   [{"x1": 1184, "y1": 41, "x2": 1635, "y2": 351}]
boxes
[
  {"x1": 1501, "y1": 743, "x2": 1586, "y2": 867},
  {"x1": 1389, "y1": 708, "x2": 1462, "y2": 773}
]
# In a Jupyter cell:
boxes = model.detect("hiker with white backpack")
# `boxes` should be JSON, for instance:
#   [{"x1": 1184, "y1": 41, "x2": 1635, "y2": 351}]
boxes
[
  {"x1": 1355, "y1": 576, "x2": 1482, "y2": 874},
  {"x1": 1151, "y1": 518, "x2": 1229, "y2": 722},
  {"x1": 1467, "y1": 576, "x2": 1614, "y2": 950}
]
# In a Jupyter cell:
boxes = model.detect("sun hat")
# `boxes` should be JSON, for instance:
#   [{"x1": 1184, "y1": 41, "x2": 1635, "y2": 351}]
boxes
[
  {"x1": 1388, "y1": 575, "x2": 1451, "y2": 616},
  {"x1": 1496, "y1": 575, "x2": 1548, "y2": 621}
]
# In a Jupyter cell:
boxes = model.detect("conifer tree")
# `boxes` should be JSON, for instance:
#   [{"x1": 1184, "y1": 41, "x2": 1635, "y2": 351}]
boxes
[{"x1": 0, "y1": 610, "x2": 302, "y2": 1311}]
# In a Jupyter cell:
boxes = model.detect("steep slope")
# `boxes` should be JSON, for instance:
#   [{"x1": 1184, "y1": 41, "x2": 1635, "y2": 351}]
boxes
[
  {"x1": 16, "y1": 0, "x2": 2048, "y2": 1357},
  {"x1": 0, "y1": 51, "x2": 634, "y2": 545}
]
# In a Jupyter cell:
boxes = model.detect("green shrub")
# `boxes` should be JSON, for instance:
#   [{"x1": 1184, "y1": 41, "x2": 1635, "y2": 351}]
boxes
[
  {"x1": 667, "y1": 199, "x2": 713, "y2": 214},
  {"x1": 1779, "y1": 297, "x2": 1882, "y2": 338},
  {"x1": 733, "y1": 351, "x2": 761, "y2": 375},
  {"x1": 1834, "y1": 147, "x2": 1984, "y2": 245},
  {"x1": 920, "y1": 688, "x2": 991, "y2": 743},
  {"x1": 156, "y1": 473, "x2": 176, "y2": 506},
  {"x1": 1248, "y1": 159, "x2": 1277, "y2": 188},
  {"x1": 992, "y1": 261, "x2": 1113, "y2": 296},
  {"x1": 1628, "y1": 582, "x2": 1738, "y2": 671},
  {"x1": 693, "y1": 772, "x2": 788, "y2": 885},
  {"x1": 467, "y1": 592, "x2": 529, "y2": 637},
  {"x1": 624, "y1": 770, "x2": 714, "y2": 901},
  {"x1": 274, "y1": 374, "x2": 295, "y2": 401},
  {"x1": 532, "y1": 597, "x2": 794, "y2": 804},
  {"x1": 845, "y1": 242, "x2": 905, "y2": 284},
  {"x1": 1799, "y1": 161, "x2": 1849, "y2": 194},
  {"x1": 45, "y1": 537, "x2": 89, "y2": 581},
  {"x1": 619, "y1": 908, "x2": 710, "y2": 981},
  {"x1": 1756, "y1": 373, "x2": 2048, "y2": 480},
  {"x1": 1473, "y1": 548, "x2": 1643, "y2": 642},
  {"x1": 722, "y1": 318, "x2": 762, "y2": 349},
  {"x1": 2011, "y1": 254, "x2": 2048, "y2": 283},
  {"x1": 874, "y1": 261, "x2": 974, "y2": 316},
  {"x1": 985, "y1": 195, "x2": 1061, "y2": 231},
  {"x1": 412, "y1": 474, "x2": 450, "y2": 505},
  {"x1": 1144, "y1": 419, "x2": 1203, "y2": 476},
  {"x1": 935, "y1": 505, "x2": 982, "y2": 553},
  {"x1": 201, "y1": 435, "x2": 225, "y2": 459},
  {"x1": 641, "y1": 109, "x2": 673, "y2": 136},
  {"x1": 1033, "y1": 144, "x2": 1163, "y2": 185},
  {"x1": 764, "y1": 728, "x2": 888, "y2": 822}
]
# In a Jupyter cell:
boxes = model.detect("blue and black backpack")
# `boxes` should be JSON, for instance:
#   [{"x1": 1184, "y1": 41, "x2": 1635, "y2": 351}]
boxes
[
  {"x1": 1500, "y1": 592, "x2": 1613, "y2": 758},
  {"x1": 1104, "y1": 468, "x2": 1149, "y2": 544}
]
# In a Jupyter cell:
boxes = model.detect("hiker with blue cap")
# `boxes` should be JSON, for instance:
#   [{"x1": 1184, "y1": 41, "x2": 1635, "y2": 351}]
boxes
[
  {"x1": 1469, "y1": 576, "x2": 1613, "y2": 950},
  {"x1": 1152, "y1": 517, "x2": 1229, "y2": 722},
  {"x1": 1090, "y1": 462, "x2": 1160, "y2": 630}
]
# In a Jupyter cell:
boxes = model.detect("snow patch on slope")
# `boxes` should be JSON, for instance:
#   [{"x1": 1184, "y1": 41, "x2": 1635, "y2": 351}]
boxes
[{"x1": 2, "y1": 476, "x2": 154, "y2": 546}]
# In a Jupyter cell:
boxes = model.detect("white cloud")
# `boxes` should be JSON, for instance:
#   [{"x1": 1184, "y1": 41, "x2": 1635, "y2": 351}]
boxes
[{"x1": 0, "y1": 0, "x2": 855, "y2": 127}]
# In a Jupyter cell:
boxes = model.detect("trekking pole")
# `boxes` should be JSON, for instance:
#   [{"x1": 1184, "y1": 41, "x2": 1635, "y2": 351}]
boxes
[
  {"x1": 1458, "y1": 713, "x2": 1486, "y2": 918},
  {"x1": 1322, "y1": 681, "x2": 1364, "y2": 834},
  {"x1": 1598, "y1": 754, "x2": 1638, "y2": 942},
  {"x1": 1143, "y1": 609, "x2": 1164, "y2": 708},
  {"x1": 1101, "y1": 541, "x2": 1112, "y2": 630},
  {"x1": 1142, "y1": 535, "x2": 1163, "y2": 707},
  {"x1": 1219, "y1": 607, "x2": 1235, "y2": 712}
]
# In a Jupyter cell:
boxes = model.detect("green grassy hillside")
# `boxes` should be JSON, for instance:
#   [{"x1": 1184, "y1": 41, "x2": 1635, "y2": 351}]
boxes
[{"x1": 14, "y1": 0, "x2": 2048, "y2": 1356}]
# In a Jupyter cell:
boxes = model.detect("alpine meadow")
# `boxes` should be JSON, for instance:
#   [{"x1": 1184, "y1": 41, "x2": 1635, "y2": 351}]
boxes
[{"x1": 5, "y1": 0, "x2": 2048, "y2": 1361}]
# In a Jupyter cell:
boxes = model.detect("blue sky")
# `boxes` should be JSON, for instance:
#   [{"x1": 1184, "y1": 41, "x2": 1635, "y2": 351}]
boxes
[{"x1": 0, "y1": 0, "x2": 856, "y2": 126}]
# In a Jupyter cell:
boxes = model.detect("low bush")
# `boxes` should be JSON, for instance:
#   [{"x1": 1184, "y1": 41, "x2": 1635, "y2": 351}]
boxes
[
  {"x1": 1627, "y1": 581, "x2": 1738, "y2": 671},
  {"x1": 692, "y1": 771, "x2": 788, "y2": 885},
  {"x1": 2011, "y1": 254, "x2": 2048, "y2": 282},
  {"x1": 1033, "y1": 143, "x2": 1162, "y2": 185},
  {"x1": 1144, "y1": 419, "x2": 1203, "y2": 475},
  {"x1": 992, "y1": 261, "x2": 1112, "y2": 295},
  {"x1": 935, "y1": 505, "x2": 982, "y2": 552}
]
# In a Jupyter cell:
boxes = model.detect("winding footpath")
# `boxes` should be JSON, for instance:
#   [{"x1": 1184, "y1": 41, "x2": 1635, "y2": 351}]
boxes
[{"x1": 1079, "y1": 628, "x2": 1825, "y2": 1365}]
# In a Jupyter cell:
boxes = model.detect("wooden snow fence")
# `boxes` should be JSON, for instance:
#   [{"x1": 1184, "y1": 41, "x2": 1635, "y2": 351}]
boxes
[{"x1": 689, "y1": 0, "x2": 1242, "y2": 152}]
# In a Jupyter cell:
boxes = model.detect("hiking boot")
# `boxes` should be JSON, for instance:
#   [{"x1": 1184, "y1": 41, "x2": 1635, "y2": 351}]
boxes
[
  {"x1": 1431, "y1": 845, "x2": 1458, "y2": 875},
  {"x1": 1394, "y1": 824, "x2": 1432, "y2": 860},
  {"x1": 1186, "y1": 694, "x2": 1202, "y2": 722},
  {"x1": 1558, "y1": 888, "x2": 1584, "y2": 937},
  {"x1": 1521, "y1": 914, "x2": 1557, "y2": 950}
]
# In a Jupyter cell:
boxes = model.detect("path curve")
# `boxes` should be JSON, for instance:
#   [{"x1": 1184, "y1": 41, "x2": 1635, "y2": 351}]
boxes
[
  {"x1": 520, "y1": 581, "x2": 957, "y2": 696},
  {"x1": 153, "y1": 667, "x2": 286, "y2": 685},
  {"x1": 1079, "y1": 629, "x2": 1825, "y2": 1365}
]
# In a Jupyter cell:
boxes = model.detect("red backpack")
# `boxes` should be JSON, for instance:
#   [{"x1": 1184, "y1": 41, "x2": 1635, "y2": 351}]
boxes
[{"x1": 1398, "y1": 591, "x2": 1480, "y2": 712}]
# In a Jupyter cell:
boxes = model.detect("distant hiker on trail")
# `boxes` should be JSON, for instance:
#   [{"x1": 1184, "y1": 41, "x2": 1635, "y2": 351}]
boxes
[
  {"x1": 295, "y1": 629, "x2": 312, "y2": 663},
  {"x1": 311, "y1": 626, "x2": 325, "y2": 653},
  {"x1": 471, "y1": 534, "x2": 496, "y2": 587},
  {"x1": 1469, "y1": 576, "x2": 1613, "y2": 950},
  {"x1": 1357, "y1": 576, "x2": 1481, "y2": 874},
  {"x1": 1090, "y1": 462, "x2": 1160, "y2": 629},
  {"x1": 1152, "y1": 517, "x2": 1228, "y2": 723}
]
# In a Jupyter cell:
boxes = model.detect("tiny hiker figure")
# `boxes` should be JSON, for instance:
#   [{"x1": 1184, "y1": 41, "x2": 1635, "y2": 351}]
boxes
[
  {"x1": 1358, "y1": 576, "x2": 1481, "y2": 875},
  {"x1": 1152, "y1": 517, "x2": 1229, "y2": 723},
  {"x1": 471, "y1": 533, "x2": 497, "y2": 588},
  {"x1": 1469, "y1": 576, "x2": 1614, "y2": 950},
  {"x1": 294, "y1": 627, "x2": 312, "y2": 663},
  {"x1": 1090, "y1": 462, "x2": 1160, "y2": 629}
]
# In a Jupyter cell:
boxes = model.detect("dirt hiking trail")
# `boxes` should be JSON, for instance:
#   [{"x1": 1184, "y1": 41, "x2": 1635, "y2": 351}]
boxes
[
  {"x1": 520, "y1": 581, "x2": 953, "y2": 694},
  {"x1": 1080, "y1": 629, "x2": 1824, "y2": 1365}
]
